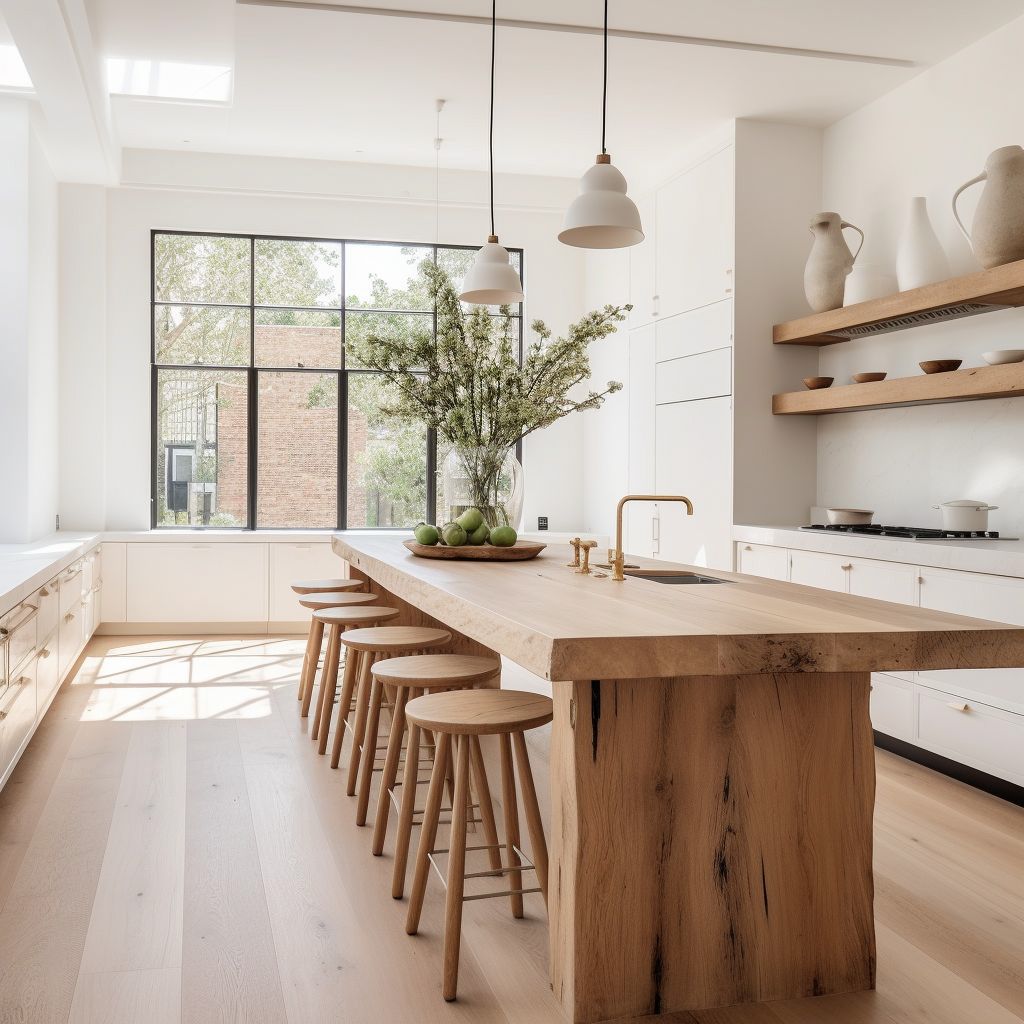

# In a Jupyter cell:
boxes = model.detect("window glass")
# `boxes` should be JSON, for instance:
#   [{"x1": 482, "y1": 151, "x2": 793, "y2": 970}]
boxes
[
  {"x1": 155, "y1": 369, "x2": 248, "y2": 527},
  {"x1": 154, "y1": 305, "x2": 250, "y2": 366},
  {"x1": 154, "y1": 234, "x2": 250, "y2": 305},
  {"x1": 345, "y1": 243, "x2": 433, "y2": 310},
  {"x1": 255, "y1": 308, "x2": 341, "y2": 368},
  {"x1": 344, "y1": 311, "x2": 432, "y2": 369},
  {"x1": 254, "y1": 238, "x2": 342, "y2": 308}
]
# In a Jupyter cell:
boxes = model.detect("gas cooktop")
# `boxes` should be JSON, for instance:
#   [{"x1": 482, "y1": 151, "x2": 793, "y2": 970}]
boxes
[{"x1": 802, "y1": 524, "x2": 1018, "y2": 540}]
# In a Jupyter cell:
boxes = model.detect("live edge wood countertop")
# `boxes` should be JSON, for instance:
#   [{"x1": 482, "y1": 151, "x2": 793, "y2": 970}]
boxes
[{"x1": 332, "y1": 533, "x2": 1024, "y2": 682}]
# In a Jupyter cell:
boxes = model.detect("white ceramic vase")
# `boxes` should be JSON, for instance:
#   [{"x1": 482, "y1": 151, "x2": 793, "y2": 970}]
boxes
[
  {"x1": 804, "y1": 212, "x2": 865, "y2": 312},
  {"x1": 953, "y1": 145, "x2": 1024, "y2": 269},
  {"x1": 844, "y1": 262, "x2": 898, "y2": 305},
  {"x1": 896, "y1": 197, "x2": 950, "y2": 290}
]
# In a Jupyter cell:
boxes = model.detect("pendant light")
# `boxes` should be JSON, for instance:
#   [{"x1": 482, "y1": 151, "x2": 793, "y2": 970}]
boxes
[
  {"x1": 559, "y1": 0, "x2": 644, "y2": 249},
  {"x1": 459, "y1": 0, "x2": 524, "y2": 305}
]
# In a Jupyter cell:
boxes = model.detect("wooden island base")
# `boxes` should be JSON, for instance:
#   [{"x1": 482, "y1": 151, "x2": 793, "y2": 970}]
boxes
[{"x1": 549, "y1": 673, "x2": 877, "y2": 1023}]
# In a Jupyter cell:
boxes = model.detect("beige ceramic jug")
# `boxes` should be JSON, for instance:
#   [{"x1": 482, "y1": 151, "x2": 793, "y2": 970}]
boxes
[
  {"x1": 804, "y1": 212, "x2": 864, "y2": 312},
  {"x1": 953, "y1": 145, "x2": 1024, "y2": 269}
]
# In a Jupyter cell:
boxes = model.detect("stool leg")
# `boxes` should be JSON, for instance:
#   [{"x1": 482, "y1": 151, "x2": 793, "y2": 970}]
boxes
[
  {"x1": 330, "y1": 643, "x2": 359, "y2": 769},
  {"x1": 406, "y1": 732, "x2": 451, "y2": 935},
  {"x1": 499, "y1": 733, "x2": 524, "y2": 919},
  {"x1": 297, "y1": 618, "x2": 315, "y2": 702},
  {"x1": 373, "y1": 686, "x2": 409, "y2": 854},
  {"x1": 392, "y1": 692, "x2": 422, "y2": 898},
  {"x1": 311, "y1": 624, "x2": 340, "y2": 741},
  {"x1": 346, "y1": 652, "x2": 374, "y2": 797},
  {"x1": 299, "y1": 618, "x2": 325, "y2": 716},
  {"x1": 357, "y1": 674, "x2": 386, "y2": 825},
  {"x1": 316, "y1": 626, "x2": 345, "y2": 755},
  {"x1": 443, "y1": 736, "x2": 471, "y2": 1001},
  {"x1": 513, "y1": 732, "x2": 548, "y2": 902},
  {"x1": 468, "y1": 737, "x2": 502, "y2": 873}
]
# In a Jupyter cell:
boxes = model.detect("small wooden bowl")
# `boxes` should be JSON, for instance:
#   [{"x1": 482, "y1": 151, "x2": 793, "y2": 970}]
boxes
[
  {"x1": 852, "y1": 372, "x2": 887, "y2": 384},
  {"x1": 803, "y1": 376, "x2": 834, "y2": 390},
  {"x1": 919, "y1": 359, "x2": 962, "y2": 374}
]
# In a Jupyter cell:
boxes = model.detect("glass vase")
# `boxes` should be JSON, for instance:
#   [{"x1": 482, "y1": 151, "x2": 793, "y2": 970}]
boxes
[{"x1": 440, "y1": 445, "x2": 524, "y2": 530}]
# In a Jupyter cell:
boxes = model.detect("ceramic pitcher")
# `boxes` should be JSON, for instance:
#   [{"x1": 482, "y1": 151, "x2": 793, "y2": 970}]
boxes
[
  {"x1": 804, "y1": 212, "x2": 864, "y2": 312},
  {"x1": 953, "y1": 145, "x2": 1024, "y2": 269}
]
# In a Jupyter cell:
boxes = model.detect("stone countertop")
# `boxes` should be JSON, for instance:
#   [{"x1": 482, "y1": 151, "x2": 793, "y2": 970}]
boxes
[
  {"x1": 0, "y1": 533, "x2": 102, "y2": 612},
  {"x1": 734, "y1": 524, "x2": 1024, "y2": 578}
]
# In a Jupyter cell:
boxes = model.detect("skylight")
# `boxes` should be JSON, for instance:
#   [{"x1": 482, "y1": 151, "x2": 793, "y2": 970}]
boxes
[
  {"x1": 0, "y1": 44, "x2": 32, "y2": 91},
  {"x1": 106, "y1": 58, "x2": 232, "y2": 103}
]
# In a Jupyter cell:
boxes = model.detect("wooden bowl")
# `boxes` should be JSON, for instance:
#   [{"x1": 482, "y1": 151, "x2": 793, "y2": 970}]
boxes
[
  {"x1": 403, "y1": 539, "x2": 546, "y2": 562},
  {"x1": 852, "y1": 372, "x2": 887, "y2": 384},
  {"x1": 803, "y1": 376, "x2": 834, "y2": 390},
  {"x1": 919, "y1": 359, "x2": 962, "y2": 374}
]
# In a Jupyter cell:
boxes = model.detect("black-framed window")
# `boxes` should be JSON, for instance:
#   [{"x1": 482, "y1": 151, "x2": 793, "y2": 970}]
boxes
[{"x1": 151, "y1": 232, "x2": 524, "y2": 529}]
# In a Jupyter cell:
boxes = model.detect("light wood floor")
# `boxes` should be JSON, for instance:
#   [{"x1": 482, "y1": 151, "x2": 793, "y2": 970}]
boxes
[{"x1": 0, "y1": 636, "x2": 1021, "y2": 1024}]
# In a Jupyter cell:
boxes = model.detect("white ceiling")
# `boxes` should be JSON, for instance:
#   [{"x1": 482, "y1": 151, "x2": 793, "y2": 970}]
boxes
[{"x1": 13, "y1": 0, "x2": 1024, "y2": 183}]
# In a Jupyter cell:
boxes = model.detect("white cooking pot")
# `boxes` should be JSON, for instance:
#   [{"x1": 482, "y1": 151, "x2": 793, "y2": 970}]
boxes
[{"x1": 933, "y1": 499, "x2": 999, "y2": 532}]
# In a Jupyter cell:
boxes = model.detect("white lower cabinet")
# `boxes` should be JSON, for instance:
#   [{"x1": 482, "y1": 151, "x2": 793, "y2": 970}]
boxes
[
  {"x1": 126, "y1": 543, "x2": 269, "y2": 622},
  {"x1": 736, "y1": 542, "x2": 789, "y2": 581},
  {"x1": 269, "y1": 542, "x2": 343, "y2": 622},
  {"x1": 58, "y1": 598, "x2": 84, "y2": 680},
  {"x1": 0, "y1": 661, "x2": 36, "y2": 786},
  {"x1": 916, "y1": 682, "x2": 1024, "y2": 786},
  {"x1": 35, "y1": 632, "x2": 60, "y2": 716},
  {"x1": 869, "y1": 673, "x2": 915, "y2": 742},
  {"x1": 789, "y1": 550, "x2": 849, "y2": 593}
]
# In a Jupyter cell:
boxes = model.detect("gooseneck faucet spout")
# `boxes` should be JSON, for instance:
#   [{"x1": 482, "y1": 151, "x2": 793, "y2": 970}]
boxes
[{"x1": 611, "y1": 494, "x2": 694, "y2": 582}]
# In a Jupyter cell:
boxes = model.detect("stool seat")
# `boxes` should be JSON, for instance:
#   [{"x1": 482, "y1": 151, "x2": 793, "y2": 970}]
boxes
[
  {"x1": 371, "y1": 654, "x2": 500, "y2": 689},
  {"x1": 291, "y1": 578, "x2": 362, "y2": 595},
  {"x1": 341, "y1": 626, "x2": 450, "y2": 653},
  {"x1": 313, "y1": 605, "x2": 401, "y2": 626},
  {"x1": 406, "y1": 689, "x2": 553, "y2": 735},
  {"x1": 299, "y1": 591, "x2": 379, "y2": 610}
]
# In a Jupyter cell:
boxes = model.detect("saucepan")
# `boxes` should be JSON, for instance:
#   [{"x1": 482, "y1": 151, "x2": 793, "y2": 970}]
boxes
[
  {"x1": 933, "y1": 499, "x2": 998, "y2": 532},
  {"x1": 826, "y1": 508, "x2": 874, "y2": 526}
]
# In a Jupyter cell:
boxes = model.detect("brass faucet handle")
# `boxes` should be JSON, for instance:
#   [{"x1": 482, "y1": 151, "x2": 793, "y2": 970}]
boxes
[
  {"x1": 566, "y1": 536, "x2": 582, "y2": 568},
  {"x1": 609, "y1": 551, "x2": 626, "y2": 582},
  {"x1": 577, "y1": 540, "x2": 598, "y2": 575}
]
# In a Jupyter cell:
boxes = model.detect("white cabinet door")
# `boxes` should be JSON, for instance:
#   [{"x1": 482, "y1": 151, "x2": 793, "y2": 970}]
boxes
[
  {"x1": 847, "y1": 557, "x2": 919, "y2": 606},
  {"x1": 870, "y1": 673, "x2": 915, "y2": 742},
  {"x1": 101, "y1": 542, "x2": 127, "y2": 623},
  {"x1": 736, "y1": 542, "x2": 788, "y2": 581},
  {"x1": 654, "y1": 300, "x2": 732, "y2": 364},
  {"x1": 0, "y1": 662, "x2": 36, "y2": 787},
  {"x1": 655, "y1": 146, "x2": 734, "y2": 319},
  {"x1": 628, "y1": 190, "x2": 657, "y2": 329},
  {"x1": 655, "y1": 348, "x2": 731, "y2": 406},
  {"x1": 58, "y1": 600, "x2": 84, "y2": 682},
  {"x1": 269, "y1": 542, "x2": 344, "y2": 622},
  {"x1": 789, "y1": 550, "x2": 849, "y2": 593},
  {"x1": 625, "y1": 325, "x2": 656, "y2": 558},
  {"x1": 126, "y1": 543, "x2": 269, "y2": 623},
  {"x1": 655, "y1": 396, "x2": 733, "y2": 570},
  {"x1": 35, "y1": 632, "x2": 60, "y2": 717},
  {"x1": 918, "y1": 566, "x2": 1024, "y2": 624}
]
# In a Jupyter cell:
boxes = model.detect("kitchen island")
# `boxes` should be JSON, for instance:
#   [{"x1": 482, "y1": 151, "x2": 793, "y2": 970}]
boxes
[{"x1": 332, "y1": 532, "x2": 1024, "y2": 1023}]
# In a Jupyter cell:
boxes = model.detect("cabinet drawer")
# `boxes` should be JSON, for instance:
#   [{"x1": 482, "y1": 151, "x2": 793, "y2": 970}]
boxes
[
  {"x1": 916, "y1": 667, "x2": 1024, "y2": 717},
  {"x1": 269, "y1": 543, "x2": 343, "y2": 622},
  {"x1": 126, "y1": 543, "x2": 269, "y2": 622},
  {"x1": 918, "y1": 566, "x2": 1024, "y2": 625},
  {"x1": 789, "y1": 550, "x2": 848, "y2": 593},
  {"x1": 37, "y1": 579, "x2": 59, "y2": 640},
  {"x1": 58, "y1": 600, "x2": 84, "y2": 680},
  {"x1": 59, "y1": 562, "x2": 86, "y2": 615},
  {"x1": 2, "y1": 601, "x2": 38, "y2": 678},
  {"x1": 655, "y1": 347, "x2": 731, "y2": 405},
  {"x1": 654, "y1": 300, "x2": 732, "y2": 363},
  {"x1": 847, "y1": 557, "x2": 918, "y2": 605},
  {"x1": 736, "y1": 542, "x2": 789, "y2": 581},
  {"x1": 36, "y1": 632, "x2": 60, "y2": 715},
  {"x1": 916, "y1": 683, "x2": 1024, "y2": 785},
  {"x1": 1, "y1": 661, "x2": 36, "y2": 785},
  {"x1": 870, "y1": 673, "x2": 914, "y2": 742}
]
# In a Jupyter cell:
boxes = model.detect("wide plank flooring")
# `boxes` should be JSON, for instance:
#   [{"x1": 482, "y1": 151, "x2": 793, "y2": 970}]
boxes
[{"x1": 0, "y1": 635, "x2": 1021, "y2": 1024}]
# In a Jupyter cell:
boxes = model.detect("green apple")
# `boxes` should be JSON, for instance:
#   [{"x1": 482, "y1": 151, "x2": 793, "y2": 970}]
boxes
[
  {"x1": 456, "y1": 507, "x2": 484, "y2": 533},
  {"x1": 413, "y1": 523, "x2": 440, "y2": 545},
  {"x1": 488, "y1": 526, "x2": 517, "y2": 547},
  {"x1": 441, "y1": 522, "x2": 468, "y2": 547},
  {"x1": 466, "y1": 522, "x2": 489, "y2": 545}
]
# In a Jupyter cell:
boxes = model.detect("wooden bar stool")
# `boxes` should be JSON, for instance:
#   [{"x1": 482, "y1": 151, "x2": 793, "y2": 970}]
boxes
[
  {"x1": 309, "y1": 605, "x2": 400, "y2": 750},
  {"x1": 291, "y1": 578, "x2": 363, "y2": 704},
  {"x1": 360, "y1": 654, "x2": 501, "y2": 860},
  {"x1": 297, "y1": 590, "x2": 379, "y2": 717},
  {"x1": 404, "y1": 688, "x2": 553, "y2": 1002}
]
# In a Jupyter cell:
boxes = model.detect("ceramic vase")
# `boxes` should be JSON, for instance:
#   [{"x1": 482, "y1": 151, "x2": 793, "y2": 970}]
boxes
[
  {"x1": 896, "y1": 196, "x2": 950, "y2": 290},
  {"x1": 844, "y1": 262, "x2": 898, "y2": 305},
  {"x1": 804, "y1": 212, "x2": 865, "y2": 313},
  {"x1": 953, "y1": 145, "x2": 1024, "y2": 269}
]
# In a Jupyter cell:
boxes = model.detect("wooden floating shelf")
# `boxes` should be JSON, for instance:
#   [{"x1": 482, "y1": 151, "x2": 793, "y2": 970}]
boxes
[
  {"x1": 773, "y1": 363, "x2": 1024, "y2": 415},
  {"x1": 773, "y1": 258, "x2": 1024, "y2": 346}
]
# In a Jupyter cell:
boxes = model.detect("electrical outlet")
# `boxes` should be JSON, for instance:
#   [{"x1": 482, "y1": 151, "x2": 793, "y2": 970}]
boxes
[{"x1": 537, "y1": 516, "x2": 548, "y2": 531}]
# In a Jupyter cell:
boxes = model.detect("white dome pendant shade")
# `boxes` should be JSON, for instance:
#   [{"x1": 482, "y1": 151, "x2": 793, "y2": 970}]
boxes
[
  {"x1": 459, "y1": 0, "x2": 524, "y2": 307},
  {"x1": 460, "y1": 234, "x2": 523, "y2": 305},
  {"x1": 559, "y1": 153, "x2": 644, "y2": 249},
  {"x1": 559, "y1": 0, "x2": 643, "y2": 250}
]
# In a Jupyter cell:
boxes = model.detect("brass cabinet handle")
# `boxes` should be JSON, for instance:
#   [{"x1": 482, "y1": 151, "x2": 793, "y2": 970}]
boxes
[
  {"x1": 0, "y1": 710, "x2": 7, "y2": 720},
  {"x1": 841, "y1": 563, "x2": 853, "y2": 570},
  {"x1": 38, "y1": 648, "x2": 51, "y2": 659},
  {"x1": 16, "y1": 676, "x2": 29, "y2": 686},
  {"x1": 64, "y1": 612, "x2": 75, "y2": 623},
  {"x1": 946, "y1": 701, "x2": 970, "y2": 712}
]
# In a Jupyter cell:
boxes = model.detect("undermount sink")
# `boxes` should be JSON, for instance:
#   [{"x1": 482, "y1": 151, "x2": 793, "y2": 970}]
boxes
[{"x1": 623, "y1": 570, "x2": 727, "y2": 585}]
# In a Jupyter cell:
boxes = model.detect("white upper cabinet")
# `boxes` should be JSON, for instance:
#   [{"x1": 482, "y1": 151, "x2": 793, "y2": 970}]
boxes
[
  {"x1": 655, "y1": 395, "x2": 733, "y2": 570},
  {"x1": 654, "y1": 300, "x2": 732, "y2": 364},
  {"x1": 625, "y1": 325, "x2": 656, "y2": 557},
  {"x1": 654, "y1": 147, "x2": 735, "y2": 321},
  {"x1": 627, "y1": 191, "x2": 657, "y2": 329}
]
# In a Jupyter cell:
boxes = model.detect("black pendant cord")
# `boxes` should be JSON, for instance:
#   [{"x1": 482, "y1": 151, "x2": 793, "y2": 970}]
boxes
[
  {"x1": 600, "y1": 0, "x2": 608, "y2": 155},
  {"x1": 489, "y1": 0, "x2": 496, "y2": 237}
]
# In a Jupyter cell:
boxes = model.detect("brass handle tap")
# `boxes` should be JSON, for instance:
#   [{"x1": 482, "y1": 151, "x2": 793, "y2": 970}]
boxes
[
  {"x1": 577, "y1": 540, "x2": 598, "y2": 575},
  {"x1": 611, "y1": 494, "x2": 694, "y2": 582},
  {"x1": 567, "y1": 536, "x2": 582, "y2": 568}
]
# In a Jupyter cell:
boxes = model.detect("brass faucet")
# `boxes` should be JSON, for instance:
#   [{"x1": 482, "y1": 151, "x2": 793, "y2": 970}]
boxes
[{"x1": 610, "y1": 494, "x2": 694, "y2": 582}]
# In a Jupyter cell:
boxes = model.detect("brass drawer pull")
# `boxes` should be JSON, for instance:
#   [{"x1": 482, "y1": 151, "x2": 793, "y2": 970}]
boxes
[{"x1": 946, "y1": 701, "x2": 970, "y2": 713}]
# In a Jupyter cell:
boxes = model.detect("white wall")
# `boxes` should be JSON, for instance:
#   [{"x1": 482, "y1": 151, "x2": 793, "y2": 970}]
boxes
[
  {"x1": 0, "y1": 100, "x2": 59, "y2": 543},
  {"x1": 59, "y1": 151, "x2": 588, "y2": 532},
  {"x1": 817, "y1": 15, "x2": 1024, "y2": 535}
]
